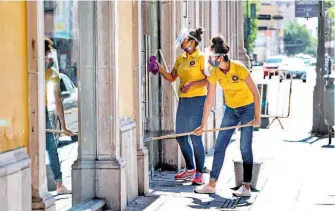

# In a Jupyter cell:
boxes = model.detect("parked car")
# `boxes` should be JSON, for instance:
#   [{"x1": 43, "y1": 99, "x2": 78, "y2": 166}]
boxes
[
  {"x1": 310, "y1": 58, "x2": 317, "y2": 66},
  {"x1": 47, "y1": 73, "x2": 78, "y2": 145},
  {"x1": 279, "y1": 58, "x2": 307, "y2": 83},
  {"x1": 295, "y1": 54, "x2": 313, "y2": 66},
  {"x1": 263, "y1": 55, "x2": 287, "y2": 79}
]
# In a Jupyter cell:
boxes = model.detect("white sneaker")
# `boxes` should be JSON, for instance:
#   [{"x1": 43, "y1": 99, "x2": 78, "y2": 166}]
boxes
[
  {"x1": 194, "y1": 183, "x2": 216, "y2": 194},
  {"x1": 57, "y1": 185, "x2": 72, "y2": 195},
  {"x1": 233, "y1": 185, "x2": 251, "y2": 197}
]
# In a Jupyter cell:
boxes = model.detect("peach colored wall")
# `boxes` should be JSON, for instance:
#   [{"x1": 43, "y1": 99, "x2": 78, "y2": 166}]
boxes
[{"x1": 0, "y1": 1, "x2": 29, "y2": 152}]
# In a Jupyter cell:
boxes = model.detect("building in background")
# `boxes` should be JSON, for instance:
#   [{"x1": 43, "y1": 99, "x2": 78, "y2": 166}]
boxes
[{"x1": 253, "y1": 1, "x2": 295, "y2": 62}]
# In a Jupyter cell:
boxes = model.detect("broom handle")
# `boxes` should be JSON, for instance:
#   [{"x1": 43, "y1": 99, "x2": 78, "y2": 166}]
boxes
[
  {"x1": 46, "y1": 129, "x2": 78, "y2": 136},
  {"x1": 150, "y1": 123, "x2": 253, "y2": 141},
  {"x1": 158, "y1": 49, "x2": 180, "y2": 102}
]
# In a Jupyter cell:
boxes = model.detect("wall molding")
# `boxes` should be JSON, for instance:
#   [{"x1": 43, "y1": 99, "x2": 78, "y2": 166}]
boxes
[
  {"x1": 0, "y1": 147, "x2": 30, "y2": 177},
  {"x1": 119, "y1": 117, "x2": 136, "y2": 133}
]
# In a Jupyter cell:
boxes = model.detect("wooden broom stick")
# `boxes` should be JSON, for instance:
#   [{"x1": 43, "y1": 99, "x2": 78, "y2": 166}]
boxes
[
  {"x1": 46, "y1": 129, "x2": 78, "y2": 136},
  {"x1": 144, "y1": 123, "x2": 253, "y2": 142}
]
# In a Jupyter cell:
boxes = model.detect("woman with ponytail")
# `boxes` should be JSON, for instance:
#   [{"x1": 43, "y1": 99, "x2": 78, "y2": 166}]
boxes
[
  {"x1": 155, "y1": 27, "x2": 207, "y2": 185},
  {"x1": 194, "y1": 35, "x2": 261, "y2": 197}
]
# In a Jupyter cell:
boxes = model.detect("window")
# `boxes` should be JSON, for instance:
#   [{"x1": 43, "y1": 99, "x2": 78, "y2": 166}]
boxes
[{"x1": 267, "y1": 58, "x2": 283, "y2": 63}]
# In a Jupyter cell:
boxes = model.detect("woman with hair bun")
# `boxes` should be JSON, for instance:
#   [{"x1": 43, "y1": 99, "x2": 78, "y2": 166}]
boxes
[
  {"x1": 155, "y1": 27, "x2": 207, "y2": 185},
  {"x1": 194, "y1": 35, "x2": 261, "y2": 197}
]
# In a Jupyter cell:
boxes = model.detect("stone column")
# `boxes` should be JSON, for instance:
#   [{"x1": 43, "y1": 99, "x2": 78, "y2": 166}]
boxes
[
  {"x1": 236, "y1": 1, "x2": 250, "y2": 67},
  {"x1": 195, "y1": 0, "x2": 200, "y2": 28},
  {"x1": 27, "y1": 2, "x2": 55, "y2": 210},
  {"x1": 203, "y1": 1, "x2": 211, "y2": 48},
  {"x1": 210, "y1": 0, "x2": 219, "y2": 36},
  {"x1": 221, "y1": 1, "x2": 228, "y2": 40},
  {"x1": 71, "y1": 1, "x2": 97, "y2": 206},
  {"x1": 95, "y1": 1, "x2": 126, "y2": 210},
  {"x1": 188, "y1": 0, "x2": 195, "y2": 28},
  {"x1": 132, "y1": 0, "x2": 149, "y2": 196},
  {"x1": 160, "y1": 0, "x2": 183, "y2": 170},
  {"x1": 220, "y1": 1, "x2": 249, "y2": 66}
]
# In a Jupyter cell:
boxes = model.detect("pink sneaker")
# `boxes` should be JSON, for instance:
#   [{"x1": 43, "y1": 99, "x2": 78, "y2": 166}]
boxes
[
  {"x1": 175, "y1": 169, "x2": 196, "y2": 181},
  {"x1": 192, "y1": 173, "x2": 204, "y2": 185},
  {"x1": 194, "y1": 183, "x2": 216, "y2": 194}
]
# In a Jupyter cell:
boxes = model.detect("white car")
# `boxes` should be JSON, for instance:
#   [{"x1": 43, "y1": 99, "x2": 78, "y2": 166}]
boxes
[
  {"x1": 279, "y1": 58, "x2": 307, "y2": 83},
  {"x1": 263, "y1": 55, "x2": 287, "y2": 79}
]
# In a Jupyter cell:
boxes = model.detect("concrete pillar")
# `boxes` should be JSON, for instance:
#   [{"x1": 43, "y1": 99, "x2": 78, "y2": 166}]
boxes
[
  {"x1": 132, "y1": 0, "x2": 149, "y2": 196},
  {"x1": 27, "y1": 2, "x2": 55, "y2": 210},
  {"x1": 160, "y1": 1, "x2": 183, "y2": 170},
  {"x1": 71, "y1": 1, "x2": 97, "y2": 206},
  {"x1": 219, "y1": 1, "x2": 249, "y2": 66},
  {"x1": 188, "y1": 0, "x2": 195, "y2": 28},
  {"x1": 94, "y1": 1, "x2": 127, "y2": 210},
  {"x1": 210, "y1": 0, "x2": 219, "y2": 36},
  {"x1": 203, "y1": 1, "x2": 211, "y2": 48},
  {"x1": 195, "y1": 0, "x2": 200, "y2": 29},
  {"x1": 236, "y1": 1, "x2": 250, "y2": 66}
]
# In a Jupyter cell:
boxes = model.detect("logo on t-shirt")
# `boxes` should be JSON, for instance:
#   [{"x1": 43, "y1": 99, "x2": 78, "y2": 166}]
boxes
[
  {"x1": 232, "y1": 75, "x2": 239, "y2": 82},
  {"x1": 190, "y1": 60, "x2": 196, "y2": 67}
]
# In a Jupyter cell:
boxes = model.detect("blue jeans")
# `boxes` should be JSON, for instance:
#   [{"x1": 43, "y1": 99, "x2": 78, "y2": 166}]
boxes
[
  {"x1": 176, "y1": 96, "x2": 206, "y2": 173},
  {"x1": 210, "y1": 103, "x2": 255, "y2": 183},
  {"x1": 46, "y1": 109, "x2": 62, "y2": 182}
]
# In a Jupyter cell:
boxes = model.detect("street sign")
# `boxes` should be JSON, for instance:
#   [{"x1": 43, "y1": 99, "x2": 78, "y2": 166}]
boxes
[
  {"x1": 295, "y1": 0, "x2": 319, "y2": 18},
  {"x1": 258, "y1": 14, "x2": 271, "y2": 20},
  {"x1": 272, "y1": 15, "x2": 284, "y2": 20}
]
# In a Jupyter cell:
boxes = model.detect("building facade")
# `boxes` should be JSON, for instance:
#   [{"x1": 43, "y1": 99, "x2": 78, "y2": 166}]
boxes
[
  {"x1": 254, "y1": 1, "x2": 295, "y2": 62},
  {"x1": 0, "y1": 1, "x2": 248, "y2": 211}
]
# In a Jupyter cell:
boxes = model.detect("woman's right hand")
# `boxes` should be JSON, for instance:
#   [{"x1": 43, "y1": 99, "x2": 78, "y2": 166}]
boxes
[
  {"x1": 155, "y1": 61, "x2": 162, "y2": 68},
  {"x1": 193, "y1": 124, "x2": 205, "y2": 136}
]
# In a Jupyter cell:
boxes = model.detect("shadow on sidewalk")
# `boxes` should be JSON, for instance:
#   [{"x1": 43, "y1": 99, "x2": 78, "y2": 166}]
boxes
[
  {"x1": 187, "y1": 195, "x2": 252, "y2": 210},
  {"x1": 321, "y1": 145, "x2": 335, "y2": 148},
  {"x1": 284, "y1": 135, "x2": 322, "y2": 144}
]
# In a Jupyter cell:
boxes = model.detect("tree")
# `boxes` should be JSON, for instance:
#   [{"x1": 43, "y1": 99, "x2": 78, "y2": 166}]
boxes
[
  {"x1": 305, "y1": 37, "x2": 317, "y2": 57},
  {"x1": 283, "y1": 21, "x2": 311, "y2": 56},
  {"x1": 325, "y1": 0, "x2": 334, "y2": 19},
  {"x1": 243, "y1": 0, "x2": 260, "y2": 53},
  {"x1": 325, "y1": 0, "x2": 335, "y2": 40}
]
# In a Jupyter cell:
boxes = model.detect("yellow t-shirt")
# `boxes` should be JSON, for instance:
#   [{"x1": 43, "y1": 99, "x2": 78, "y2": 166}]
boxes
[
  {"x1": 45, "y1": 67, "x2": 60, "y2": 107},
  {"x1": 173, "y1": 49, "x2": 207, "y2": 98},
  {"x1": 207, "y1": 60, "x2": 254, "y2": 108}
]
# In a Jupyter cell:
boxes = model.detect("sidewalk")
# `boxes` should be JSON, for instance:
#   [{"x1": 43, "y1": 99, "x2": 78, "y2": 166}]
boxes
[{"x1": 126, "y1": 128, "x2": 335, "y2": 211}]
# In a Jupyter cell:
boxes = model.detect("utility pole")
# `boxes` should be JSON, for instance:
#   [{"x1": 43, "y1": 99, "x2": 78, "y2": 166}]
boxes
[{"x1": 312, "y1": 0, "x2": 328, "y2": 135}]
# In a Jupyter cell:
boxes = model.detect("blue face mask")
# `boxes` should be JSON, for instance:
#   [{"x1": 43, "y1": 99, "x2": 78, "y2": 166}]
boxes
[
  {"x1": 183, "y1": 41, "x2": 192, "y2": 52},
  {"x1": 208, "y1": 56, "x2": 221, "y2": 67}
]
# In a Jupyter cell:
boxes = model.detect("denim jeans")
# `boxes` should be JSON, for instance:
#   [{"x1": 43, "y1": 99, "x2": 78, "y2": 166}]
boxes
[
  {"x1": 176, "y1": 96, "x2": 206, "y2": 173},
  {"x1": 210, "y1": 103, "x2": 255, "y2": 183},
  {"x1": 46, "y1": 109, "x2": 62, "y2": 182}
]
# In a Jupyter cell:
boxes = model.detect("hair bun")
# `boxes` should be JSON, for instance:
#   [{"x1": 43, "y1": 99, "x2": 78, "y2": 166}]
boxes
[
  {"x1": 211, "y1": 36, "x2": 224, "y2": 45},
  {"x1": 195, "y1": 27, "x2": 203, "y2": 36}
]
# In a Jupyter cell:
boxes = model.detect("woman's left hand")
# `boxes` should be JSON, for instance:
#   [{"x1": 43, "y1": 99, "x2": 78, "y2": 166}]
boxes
[{"x1": 180, "y1": 82, "x2": 193, "y2": 93}]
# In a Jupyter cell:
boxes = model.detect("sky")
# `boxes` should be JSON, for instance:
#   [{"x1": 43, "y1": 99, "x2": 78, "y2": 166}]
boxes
[{"x1": 297, "y1": 17, "x2": 318, "y2": 38}]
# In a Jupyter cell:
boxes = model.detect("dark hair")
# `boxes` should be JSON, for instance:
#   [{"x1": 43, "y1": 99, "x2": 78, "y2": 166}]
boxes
[
  {"x1": 45, "y1": 38, "x2": 53, "y2": 54},
  {"x1": 189, "y1": 27, "x2": 203, "y2": 47},
  {"x1": 210, "y1": 35, "x2": 230, "y2": 62}
]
